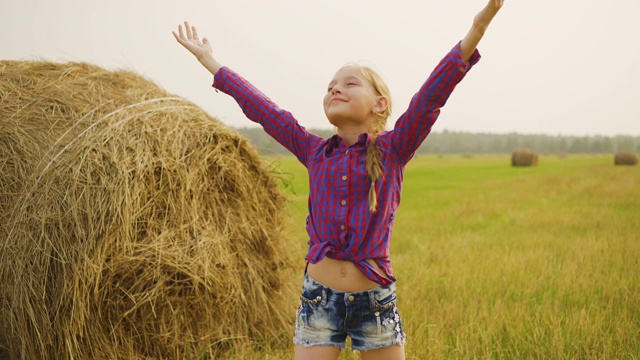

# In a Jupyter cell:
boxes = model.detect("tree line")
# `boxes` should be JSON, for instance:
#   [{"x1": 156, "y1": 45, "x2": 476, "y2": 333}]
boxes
[{"x1": 235, "y1": 127, "x2": 640, "y2": 156}]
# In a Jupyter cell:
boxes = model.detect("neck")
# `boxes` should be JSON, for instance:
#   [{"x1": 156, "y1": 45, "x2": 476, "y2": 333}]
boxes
[{"x1": 336, "y1": 124, "x2": 369, "y2": 146}]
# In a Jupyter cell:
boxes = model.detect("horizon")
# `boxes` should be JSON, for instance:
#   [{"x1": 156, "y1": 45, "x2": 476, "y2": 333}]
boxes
[{"x1": 232, "y1": 125, "x2": 640, "y2": 139}]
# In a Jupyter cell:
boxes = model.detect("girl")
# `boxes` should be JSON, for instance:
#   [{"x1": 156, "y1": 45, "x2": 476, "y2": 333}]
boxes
[{"x1": 173, "y1": 1, "x2": 504, "y2": 359}]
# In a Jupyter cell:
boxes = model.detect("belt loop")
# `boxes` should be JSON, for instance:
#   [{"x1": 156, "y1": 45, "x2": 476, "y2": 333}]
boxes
[
  {"x1": 321, "y1": 288, "x2": 327, "y2": 306},
  {"x1": 368, "y1": 290, "x2": 376, "y2": 309}
]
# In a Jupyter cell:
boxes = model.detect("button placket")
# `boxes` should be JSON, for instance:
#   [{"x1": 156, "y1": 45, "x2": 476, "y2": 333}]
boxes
[{"x1": 338, "y1": 145, "x2": 349, "y2": 237}]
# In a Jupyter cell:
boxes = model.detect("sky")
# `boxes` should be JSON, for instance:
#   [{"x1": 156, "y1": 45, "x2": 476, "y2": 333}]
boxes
[{"x1": 2, "y1": 0, "x2": 640, "y2": 137}]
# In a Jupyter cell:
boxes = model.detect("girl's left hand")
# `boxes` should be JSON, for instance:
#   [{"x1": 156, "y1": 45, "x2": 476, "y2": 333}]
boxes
[{"x1": 488, "y1": 0, "x2": 504, "y2": 10}]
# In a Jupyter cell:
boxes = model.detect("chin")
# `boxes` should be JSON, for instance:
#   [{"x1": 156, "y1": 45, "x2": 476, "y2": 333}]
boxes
[{"x1": 326, "y1": 114, "x2": 344, "y2": 128}]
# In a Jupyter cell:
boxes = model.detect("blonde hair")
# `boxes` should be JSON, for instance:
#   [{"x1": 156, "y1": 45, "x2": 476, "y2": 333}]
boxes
[{"x1": 339, "y1": 64, "x2": 392, "y2": 213}]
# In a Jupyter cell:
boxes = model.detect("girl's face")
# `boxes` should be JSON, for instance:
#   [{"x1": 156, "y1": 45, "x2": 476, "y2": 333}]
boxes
[{"x1": 323, "y1": 67, "x2": 380, "y2": 129}]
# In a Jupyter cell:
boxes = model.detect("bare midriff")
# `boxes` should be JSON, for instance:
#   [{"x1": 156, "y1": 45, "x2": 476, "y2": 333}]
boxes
[{"x1": 306, "y1": 257, "x2": 388, "y2": 292}]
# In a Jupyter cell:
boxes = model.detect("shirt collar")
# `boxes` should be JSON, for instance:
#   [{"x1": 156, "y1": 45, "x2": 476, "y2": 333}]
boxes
[
  {"x1": 356, "y1": 132, "x2": 371, "y2": 145},
  {"x1": 326, "y1": 132, "x2": 371, "y2": 152}
]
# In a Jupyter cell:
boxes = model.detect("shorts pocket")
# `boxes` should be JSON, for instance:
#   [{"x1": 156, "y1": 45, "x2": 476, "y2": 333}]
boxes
[
  {"x1": 373, "y1": 289, "x2": 397, "y2": 311},
  {"x1": 361, "y1": 304, "x2": 397, "y2": 336},
  {"x1": 298, "y1": 282, "x2": 324, "y2": 328},
  {"x1": 300, "y1": 287, "x2": 323, "y2": 306},
  {"x1": 358, "y1": 289, "x2": 397, "y2": 336}
]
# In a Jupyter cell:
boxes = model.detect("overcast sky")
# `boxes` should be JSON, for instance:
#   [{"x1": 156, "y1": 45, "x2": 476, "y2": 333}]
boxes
[{"x1": 3, "y1": 0, "x2": 640, "y2": 136}]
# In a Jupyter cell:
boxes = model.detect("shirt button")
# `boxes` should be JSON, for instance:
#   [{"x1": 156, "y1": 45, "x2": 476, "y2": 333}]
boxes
[
  {"x1": 341, "y1": 200, "x2": 347, "y2": 206},
  {"x1": 348, "y1": 295, "x2": 355, "y2": 302},
  {"x1": 340, "y1": 225, "x2": 345, "y2": 230},
  {"x1": 341, "y1": 175, "x2": 347, "y2": 181},
  {"x1": 345, "y1": 150, "x2": 349, "y2": 155}
]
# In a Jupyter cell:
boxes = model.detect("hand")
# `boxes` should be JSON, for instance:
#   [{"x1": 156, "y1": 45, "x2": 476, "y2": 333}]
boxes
[
  {"x1": 172, "y1": 21, "x2": 212, "y2": 60},
  {"x1": 172, "y1": 21, "x2": 223, "y2": 75}
]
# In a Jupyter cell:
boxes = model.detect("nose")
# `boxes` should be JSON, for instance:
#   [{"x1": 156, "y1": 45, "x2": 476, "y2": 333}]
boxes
[{"x1": 330, "y1": 85, "x2": 342, "y2": 94}]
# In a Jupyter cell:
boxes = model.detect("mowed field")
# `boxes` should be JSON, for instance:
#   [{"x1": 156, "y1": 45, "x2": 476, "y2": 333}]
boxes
[{"x1": 244, "y1": 154, "x2": 640, "y2": 359}]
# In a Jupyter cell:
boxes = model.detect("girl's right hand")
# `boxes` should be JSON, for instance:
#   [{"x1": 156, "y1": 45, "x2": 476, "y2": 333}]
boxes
[
  {"x1": 172, "y1": 21, "x2": 212, "y2": 60},
  {"x1": 172, "y1": 21, "x2": 223, "y2": 75}
]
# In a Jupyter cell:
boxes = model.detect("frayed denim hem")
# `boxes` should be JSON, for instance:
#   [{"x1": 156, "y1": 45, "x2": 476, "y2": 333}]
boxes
[
  {"x1": 293, "y1": 337, "x2": 346, "y2": 350},
  {"x1": 352, "y1": 338, "x2": 406, "y2": 352}
]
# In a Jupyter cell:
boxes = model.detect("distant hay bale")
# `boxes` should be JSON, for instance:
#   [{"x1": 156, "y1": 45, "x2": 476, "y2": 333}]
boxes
[
  {"x1": 511, "y1": 148, "x2": 538, "y2": 167},
  {"x1": 614, "y1": 151, "x2": 638, "y2": 166},
  {"x1": 0, "y1": 60, "x2": 295, "y2": 359}
]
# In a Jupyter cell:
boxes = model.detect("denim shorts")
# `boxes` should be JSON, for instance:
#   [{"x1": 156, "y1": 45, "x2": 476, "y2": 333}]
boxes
[{"x1": 293, "y1": 273, "x2": 406, "y2": 351}]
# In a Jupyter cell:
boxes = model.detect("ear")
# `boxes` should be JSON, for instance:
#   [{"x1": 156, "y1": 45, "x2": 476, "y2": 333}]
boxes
[{"x1": 372, "y1": 96, "x2": 389, "y2": 114}]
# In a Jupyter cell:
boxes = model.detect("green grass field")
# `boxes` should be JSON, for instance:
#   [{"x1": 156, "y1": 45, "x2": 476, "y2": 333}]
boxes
[{"x1": 242, "y1": 154, "x2": 640, "y2": 359}]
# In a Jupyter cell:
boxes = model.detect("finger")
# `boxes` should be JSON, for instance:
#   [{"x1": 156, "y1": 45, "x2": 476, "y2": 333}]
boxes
[
  {"x1": 178, "y1": 24, "x2": 185, "y2": 40},
  {"x1": 192, "y1": 26, "x2": 200, "y2": 41},
  {"x1": 202, "y1": 37, "x2": 209, "y2": 45},
  {"x1": 172, "y1": 31, "x2": 184, "y2": 44},
  {"x1": 185, "y1": 21, "x2": 193, "y2": 39}
]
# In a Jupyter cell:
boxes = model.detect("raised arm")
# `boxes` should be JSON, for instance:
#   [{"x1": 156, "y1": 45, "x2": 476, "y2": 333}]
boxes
[
  {"x1": 460, "y1": 0, "x2": 504, "y2": 61},
  {"x1": 172, "y1": 22, "x2": 322, "y2": 166},
  {"x1": 386, "y1": 0, "x2": 505, "y2": 164}
]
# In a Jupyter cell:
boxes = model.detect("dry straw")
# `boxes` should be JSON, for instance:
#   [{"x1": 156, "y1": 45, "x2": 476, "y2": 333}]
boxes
[
  {"x1": 0, "y1": 60, "x2": 296, "y2": 359},
  {"x1": 614, "y1": 151, "x2": 638, "y2": 166},
  {"x1": 511, "y1": 148, "x2": 539, "y2": 167}
]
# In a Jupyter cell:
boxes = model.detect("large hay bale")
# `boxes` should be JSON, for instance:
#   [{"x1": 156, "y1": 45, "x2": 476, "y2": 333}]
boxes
[
  {"x1": 614, "y1": 151, "x2": 638, "y2": 166},
  {"x1": 511, "y1": 148, "x2": 538, "y2": 167},
  {"x1": 0, "y1": 60, "x2": 296, "y2": 359}
]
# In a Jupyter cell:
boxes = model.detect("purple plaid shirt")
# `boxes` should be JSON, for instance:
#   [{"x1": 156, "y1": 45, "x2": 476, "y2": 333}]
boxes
[{"x1": 213, "y1": 42, "x2": 480, "y2": 285}]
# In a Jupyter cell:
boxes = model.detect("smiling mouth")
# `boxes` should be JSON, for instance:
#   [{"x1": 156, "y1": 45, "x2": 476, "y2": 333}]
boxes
[{"x1": 330, "y1": 98, "x2": 347, "y2": 104}]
